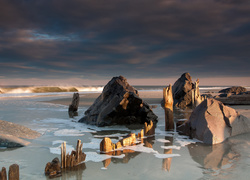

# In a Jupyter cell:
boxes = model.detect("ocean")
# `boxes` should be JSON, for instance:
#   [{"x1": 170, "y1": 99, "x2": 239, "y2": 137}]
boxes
[{"x1": 0, "y1": 85, "x2": 249, "y2": 179}]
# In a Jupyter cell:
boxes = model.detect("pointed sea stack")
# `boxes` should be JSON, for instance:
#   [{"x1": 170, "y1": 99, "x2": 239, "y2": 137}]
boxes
[
  {"x1": 78, "y1": 76, "x2": 158, "y2": 126},
  {"x1": 172, "y1": 72, "x2": 194, "y2": 108}
]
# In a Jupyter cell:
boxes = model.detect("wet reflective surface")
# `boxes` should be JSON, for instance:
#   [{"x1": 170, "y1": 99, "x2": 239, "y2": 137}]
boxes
[{"x1": 0, "y1": 94, "x2": 249, "y2": 179}]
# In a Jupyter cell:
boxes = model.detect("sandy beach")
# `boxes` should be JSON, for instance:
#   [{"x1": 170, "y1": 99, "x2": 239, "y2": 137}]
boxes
[{"x1": 44, "y1": 91, "x2": 164, "y2": 107}]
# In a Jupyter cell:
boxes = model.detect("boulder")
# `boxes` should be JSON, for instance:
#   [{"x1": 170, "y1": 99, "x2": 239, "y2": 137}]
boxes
[
  {"x1": 172, "y1": 72, "x2": 194, "y2": 108},
  {"x1": 178, "y1": 98, "x2": 250, "y2": 144},
  {"x1": 0, "y1": 120, "x2": 41, "y2": 148},
  {"x1": 78, "y1": 76, "x2": 158, "y2": 126},
  {"x1": 219, "y1": 86, "x2": 247, "y2": 94}
]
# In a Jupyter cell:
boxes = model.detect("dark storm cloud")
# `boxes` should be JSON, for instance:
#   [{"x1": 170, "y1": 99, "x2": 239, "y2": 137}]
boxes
[{"x1": 0, "y1": 0, "x2": 250, "y2": 80}]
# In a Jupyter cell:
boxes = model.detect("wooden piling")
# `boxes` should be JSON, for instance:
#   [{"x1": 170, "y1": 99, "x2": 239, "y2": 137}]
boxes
[
  {"x1": 0, "y1": 167, "x2": 7, "y2": 180},
  {"x1": 163, "y1": 84, "x2": 174, "y2": 131},
  {"x1": 8, "y1": 164, "x2": 19, "y2": 180}
]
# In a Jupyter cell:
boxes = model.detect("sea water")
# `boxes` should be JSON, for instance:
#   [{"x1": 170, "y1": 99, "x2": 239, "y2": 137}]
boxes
[{"x1": 0, "y1": 86, "x2": 250, "y2": 180}]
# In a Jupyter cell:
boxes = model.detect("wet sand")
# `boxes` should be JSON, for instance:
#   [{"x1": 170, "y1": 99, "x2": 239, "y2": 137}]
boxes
[{"x1": 43, "y1": 91, "x2": 164, "y2": 107}]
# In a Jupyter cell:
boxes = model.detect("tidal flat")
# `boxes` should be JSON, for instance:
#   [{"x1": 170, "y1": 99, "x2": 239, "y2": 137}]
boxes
[{"x1": 0, "y1": 88, "x2": 250, "y2": 179}]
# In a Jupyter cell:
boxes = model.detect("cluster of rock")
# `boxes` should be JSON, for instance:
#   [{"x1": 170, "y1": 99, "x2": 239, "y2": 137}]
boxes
[
  {"x1": 0, "y1": 164, "x2": 19, "y2": 180},
  {"x1": 178, "y1": 98, "x2": 250, "y2": 144},
  {"x1": 0, "y1": 120, "x2": 41, "y2": 148},
  {"x1": 172, "y1": 73, "x2": 204, "y2": 109},
  {"x1": 45, "y1": 140, "x2": 86, "y2": 178},
  {"x1": 219, "y1": 86, "x2": 247, "y2": 94},
  {"x1": 79, "y1": 76, "x2": 158, "y2": 127},
  {"x1": 215, "y1": 86, "x2": 250, "y2": 105},
  {"x1": 100, "y1": 120, "x2": 155, "y2": 154}
]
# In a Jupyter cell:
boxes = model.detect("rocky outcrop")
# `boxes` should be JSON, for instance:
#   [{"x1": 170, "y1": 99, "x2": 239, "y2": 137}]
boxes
[
  {"x1": 0, "y1": 120, "x2": 41, "y2": 148},
  {"x1": 78, "y1": 76, "x2": 158, "y2": 126},
  {"x1": 178, "y1": 98, "x2": 250, "y2": 144},
  {"x1": 219, "y1": 86, "x2": 247, "y2": 94},
  {"x1": 172, "y1": 73, "x2": 194, "y2": 108},
  {"x1": 68, "y1": 93, "x2": 80, "y2": 117},
  {"x1": 215, "y1": 92, "x2": 250, "y2": 105}
]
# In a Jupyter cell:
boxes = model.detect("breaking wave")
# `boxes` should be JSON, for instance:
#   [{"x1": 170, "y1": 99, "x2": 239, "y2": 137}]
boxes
[{"x1": 0, "y1": 86, "x2": 104, "y2": 94}]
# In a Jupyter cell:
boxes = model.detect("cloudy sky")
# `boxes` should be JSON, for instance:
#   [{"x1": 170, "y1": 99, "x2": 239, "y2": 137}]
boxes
[{"x1": 0, "y1": 0, "x2": 250, "y2": 86}]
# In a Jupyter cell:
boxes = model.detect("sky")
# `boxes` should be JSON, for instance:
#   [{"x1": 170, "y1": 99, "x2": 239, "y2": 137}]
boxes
[{"x1": 0, "y1": 0, "x2": 250, "y2": 86}]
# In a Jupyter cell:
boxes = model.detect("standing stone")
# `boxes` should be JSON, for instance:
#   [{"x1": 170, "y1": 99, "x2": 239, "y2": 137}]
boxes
[
  {"x1": 172, "y1": 73, "x2": 194, "y2": 108},
  {"x1": 68, "y1": 93, "x2": 80, "y2": 117},
  {"x1": 79, "y1": 76, "x2": 158, "y2": 126},
  {"x1": 8, "y1": 164, "x2": 19, "y2": 180}
]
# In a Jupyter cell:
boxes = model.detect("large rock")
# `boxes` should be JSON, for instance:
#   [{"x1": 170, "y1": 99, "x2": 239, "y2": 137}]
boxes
[
  {"x1": 78, "y1": 76, "x2": 158, "y2": 126},
  {"x1": 219, "y1": 86, "x2": 247, "y2": 94},
  {"x1": 172, "y1": 72, "x2": 194, "y2": 108},
  {"x1": 178, "y1": 98, "x2": 250, "y2": 144},
  {"x1": 0, "y1": 120, "x2": 41, "y2": 148}
]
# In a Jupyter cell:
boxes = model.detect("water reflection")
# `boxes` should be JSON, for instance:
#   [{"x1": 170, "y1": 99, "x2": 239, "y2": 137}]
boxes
[
  {"x1": 162, "y1": 136, "x2": 173, "y2": 172},
  {"x1": 188, "y1": 140, "x2": 239, "y2": 171}
]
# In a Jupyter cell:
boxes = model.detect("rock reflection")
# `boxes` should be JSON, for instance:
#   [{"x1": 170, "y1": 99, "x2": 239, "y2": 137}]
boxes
[
  {"x1": 162, "y1": 136, "x2": 173, "y2": 172},
  {"x1": 46, "y1": 163, "x2": 86, "y2": 180},
  {"x1": 188, "y1": 140, "x2": 239, "y2": 170}
]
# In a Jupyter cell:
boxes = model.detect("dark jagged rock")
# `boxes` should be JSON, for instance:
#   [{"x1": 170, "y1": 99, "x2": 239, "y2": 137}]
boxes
[
  {"x1": 172, "y1": 72, "x2": 194, "y2": 108},
  {"x1": 68, "y1": 93, "x2": 80, "y2": 117},
  {"x1": 78, "y1": 76, "x2": 158, "y2": 126},
  {"x1": 178, "y1": 98, "x2": 250, "y2": 144},
  {"x1": 219, "y1": 86, "x2": 247, "y2": 94}
]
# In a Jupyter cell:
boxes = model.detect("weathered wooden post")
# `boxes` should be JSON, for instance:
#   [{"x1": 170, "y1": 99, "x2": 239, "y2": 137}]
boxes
[
  {"x1": 194, "y1": 79, "x2": 202, "y2": 107},
  {"x1": 68, "y1": 93, "x2": 80, "y2": 117},
  {"x1": 163, "y1": 84, "x2": 174, "y2": 131},
  {"x1": 144, "y1": 120, "x2": 155, "y2": 136},
  {"x1": 0, "y1": 167, "x2": 7, "y2": 180},
  {"x1": 61, "y1": 142, "x2": 67, "y2": 168},
  {"x1": 8, "y1": 164, "x2": 19, "y2": 180}
]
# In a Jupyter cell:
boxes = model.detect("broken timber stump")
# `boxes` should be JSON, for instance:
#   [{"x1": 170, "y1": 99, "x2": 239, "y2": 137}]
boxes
[
  {"x1": 121, "y1": 133, "x2": 136, "y2": 147},
  {"x1": 60, "y1": 140, "x2": 86, "y2": 169},
  {"x1": 68, "y1": 93, "x2": 80, "y2": 117},
  {"x1": 0, "y1": 167, "x2": 7, "y2": 180},
  {"x1": 8, "y1": 164, "x2": 19, "y2": 180},
  {"x1": 163, "y1": 84, "x2": 174, "y2": 131},
  {"x1": 144, "y1": 120, "x2": 155, "y2": 136},
  {"x1": 193, "y1": 79, "x2": 202, "y2": 108}
]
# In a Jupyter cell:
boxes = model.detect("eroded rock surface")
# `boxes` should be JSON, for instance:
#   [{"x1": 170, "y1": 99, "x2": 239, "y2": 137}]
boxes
[
  {"x1": 178, "y1": 98, "x2": 250, "y2": 144},
  {"x1": 79, "y1": 76, "x2": 158, "y2": 126}
]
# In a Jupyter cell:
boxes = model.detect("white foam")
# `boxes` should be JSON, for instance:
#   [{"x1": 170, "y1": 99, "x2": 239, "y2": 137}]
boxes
[
  {"x1": 54, "y1": 129, "x2": 85, "y2": 136},
  {"x1": 101, "y1": 167, "x2": 108, "y2": 170},
  {"x1": 50, "y1": 144, "x2": 74, "y2": 155},
  {"x1": 52, "y1": 140, "x2": 66, "y2": 145},
  {"x1": 82, "y1": 138, "x2": 103, "y2": 149},
  {"x1": 84, "y1": 152, "x2": 125, "y2": 162},
  {"x1": 175, "y1": 137, "x2": 201, "y2": 147},
  {"x1": 120, "y1": 143, "x2": 158, "y2": 154},
  {"x1": 154, "y1": 153, "x2": 180, "y2": 159},
  {"x1": 156, "y1": 139, "x2": 171, "y2": 143},
  {"x1": 93, "y1": 133, "x2": 128, "y2": 138},
  {"x1": 161, "y1": 145, "x2": 181, "y2": 150}
]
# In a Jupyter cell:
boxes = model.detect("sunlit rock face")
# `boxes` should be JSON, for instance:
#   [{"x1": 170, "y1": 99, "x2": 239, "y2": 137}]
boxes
[
  {"x1": 178, "y1": 98, "x2": 250, "y2": 144},
  {"x1": 79, "y1": 76, "x2": 158, "y2": 127}
]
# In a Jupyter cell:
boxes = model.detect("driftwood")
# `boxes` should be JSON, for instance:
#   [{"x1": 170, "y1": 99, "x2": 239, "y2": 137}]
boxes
[
  {"x1": 163, "y1": 84, "x2": 174, "y2": 131},
  {"x1": 68, "y1": 93, "x2": 80, "y2": 117}
]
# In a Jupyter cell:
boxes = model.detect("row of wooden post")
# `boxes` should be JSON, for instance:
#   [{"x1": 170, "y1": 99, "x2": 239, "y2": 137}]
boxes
[
  {"x1": 0, "y1": 164, "x2": 19, "y2": 180},
  {"x1": 100, "y1": 120, "x2": 156, "y2": 153},
  {"x1": 61, "y1": 139, "x2": 86, "y2": 169}
]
